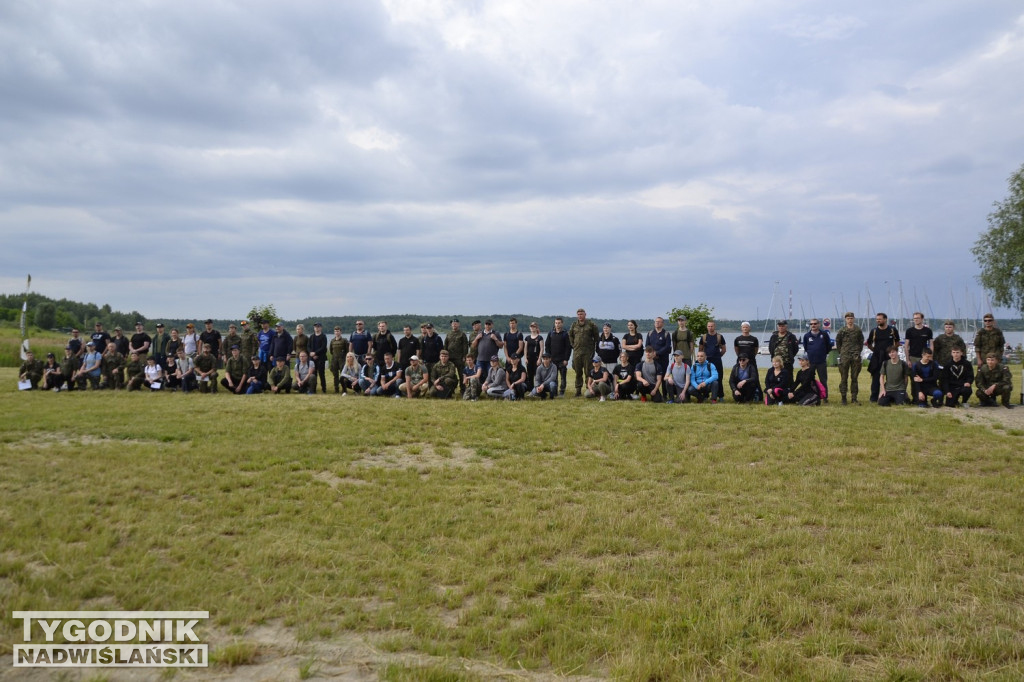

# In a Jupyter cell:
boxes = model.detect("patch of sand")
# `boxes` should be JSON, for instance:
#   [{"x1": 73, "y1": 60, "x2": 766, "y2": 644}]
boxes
[
  {"x1": 351, "y1": 442, "x2": 490, "y2": 474},
  {"x1": 2, "y1": 618, "x2": 606, "y2": 681}
]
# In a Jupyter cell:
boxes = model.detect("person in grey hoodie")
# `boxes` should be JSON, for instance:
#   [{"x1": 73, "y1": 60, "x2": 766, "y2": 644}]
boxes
[
  {"x1": 481, "y1": 355, "x2": 508, "y2": 399},
  {"x1": 531, "y1": 352, "x2": 559, "y2": 400}
]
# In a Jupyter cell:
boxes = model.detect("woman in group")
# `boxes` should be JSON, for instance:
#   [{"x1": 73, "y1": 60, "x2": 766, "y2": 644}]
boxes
[
  {"x1": 621, "y1": 319, "x2": 644, "y2": 368},
  {"x1": 790, "y1": 353, "x2": 821, "y2": 405},
  {"x1": 523, "y1": 322, "x2": 544, "y2": 392},
  {"x1": 611, "y1": 350, "x2": 637, "y2": 401},
  {"x1": 339, "y1": 352, "x2": 360, "y2": 395},
  {"x1": 243, "y1": 355, "x2": 267, "y2": 394},
  {"x1": 42, "y1": 352, "x2": 65, "y2": 391},
  {"x1": 182, "y1": 323, "x2": 200, "y2": 358},
  {"x1": 504, "y1": 353, "x2": 528, "y2": 400},
  {"x1": 764, "y1": 355, "x2": 791, "y2": 405},
  {"x1": 293, "y1": 324, "x2": 309, "y2": 359},
  {"x1": 482, "y1": 355, "x2": 508, "y2": 399},
  {"x1": 166, "y1": 328, "x2": 182, "y2": 362},
  {"x1": 143, "y1": 356, "x2": 164, "y2": 391}
]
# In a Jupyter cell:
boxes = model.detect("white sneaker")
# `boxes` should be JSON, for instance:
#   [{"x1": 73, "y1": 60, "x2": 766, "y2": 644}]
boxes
[{"x1": 599, "y1": 396, "x2": 605, "y2": 402}]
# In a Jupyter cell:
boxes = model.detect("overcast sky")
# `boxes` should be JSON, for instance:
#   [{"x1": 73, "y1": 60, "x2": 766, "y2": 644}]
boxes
[{"x1": 2, "y1": 0, "x2": 1023, "y2": 323}]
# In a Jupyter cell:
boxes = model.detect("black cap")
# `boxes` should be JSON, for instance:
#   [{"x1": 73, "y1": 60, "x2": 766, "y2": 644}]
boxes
[
  {"x1": 507, "y1": 352, "x2": 518, "y2": 359},
  {"x1": 541, "y1": 352, "x2": 551, "y2": 358},
  {"x1": 205, "y1": 319, "x2": 213, "y2": 324},
  {"x1": 450, "y1": 318, "x2": 459, "y2": 323},
  {"x1": 738, "y1": 353, "x2": 749, "y2": 360},
  {"x1": 777, "y1": 320, "x2": 788, "y2": 326},
  {"x1": 472, "y1": 320, "x2": 481, "y2": 325}
]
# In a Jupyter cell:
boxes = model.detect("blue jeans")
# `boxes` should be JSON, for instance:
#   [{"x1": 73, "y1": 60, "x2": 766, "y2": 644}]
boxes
[
  {"x1": 532, "y1": 380, "x2": 558, "y2": 399},
  {"x1": 246, "y1": 381, "x2": 263, "y2": 394}
]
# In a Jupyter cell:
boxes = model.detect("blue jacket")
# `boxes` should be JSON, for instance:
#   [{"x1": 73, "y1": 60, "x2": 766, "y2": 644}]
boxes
[
  {"x1": 801, "y1": 330, "x2": 833, "y2": 364},
  {"x1": 690, "y1": 360, "x2": 719, "y2": 388}
]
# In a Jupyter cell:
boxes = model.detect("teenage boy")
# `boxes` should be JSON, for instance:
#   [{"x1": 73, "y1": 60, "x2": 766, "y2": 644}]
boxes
[
  {"x1": 911, "y1": 348, "x2": 942, "y2": 407},
  {"x1": 877, "y1": 346, "x2": 909, "y2": 407},
  {"x1": 975, "y1": 353, "x2": 1015, "y2": 409},
  {"x1": 941, "y1": 347, "x2": 974, "y2": 407}
]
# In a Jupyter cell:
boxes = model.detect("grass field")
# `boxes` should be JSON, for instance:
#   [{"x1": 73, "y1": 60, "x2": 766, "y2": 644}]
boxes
[{"x1": 2, "y1": 366, "x2": 1023, "y2": 681}]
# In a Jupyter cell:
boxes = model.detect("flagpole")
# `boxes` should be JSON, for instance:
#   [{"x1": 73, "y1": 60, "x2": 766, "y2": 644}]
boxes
[{"x1": 19, "y1": 274, "x2": 31, "y2": 360}]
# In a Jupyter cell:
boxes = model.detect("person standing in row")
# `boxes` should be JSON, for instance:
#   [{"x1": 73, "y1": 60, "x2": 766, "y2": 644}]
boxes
[
  {"x1": 973, "y1": 314, "x2": 1006, "y2": 369},
  {"x1": 569, "y1": 308, "x2": 599, "y2": 397},
  {"x1": 444, "y1": 319, "x2": 470, "y2": 394},
  {"x1": 733, "y1": 322, "x2": 759, "y2": 369},
  {"x1": 768, "y1": 320, "x2": 799, "y2": 382},
  {"x1": 672, "y1": 317, "x2": 695, "y2": 364},
  {"x1": 801, "y1": 318, "x2": 832, "y2": 400},
  {"x1": 867, "y1": 313, "x2": 900, "y2": 403},
  {"x1": 308, "y1": 322, "x2": 328, "y2": 393},
  {"x1": 932, "y1": 320, "x2": 967, "y2": 368},
  {"x1": 545, "y1": 317, "x2": 570, "y2": 396},
  {"x1": 834, "y1": 312, "x2": 865, "y2": 405}
]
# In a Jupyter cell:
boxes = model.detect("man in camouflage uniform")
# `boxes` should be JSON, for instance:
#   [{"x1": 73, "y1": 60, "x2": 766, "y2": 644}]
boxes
[
  {"x1": 768, "y1": 320, "x2": 799, "y2": 382},
  {"x1": 445, "y1": 318, "x2": 470, "y2": 394},
  {"x1": 149, "y1": 323, "x2": 168, "y2": 365},
  {"x1": 672, "y1": 317, "x2": 695, "y2": 364},
  {"x1": 125, "y1": 352, "x2": 145, "y2": 391},
  {"x1": 18, "y1": 351, "x2": 44, "y2": 390},
  {"x1": 222, "y1": 324, "x2": 242, "y2": 364},
  {"x1": 975, "y1": 353, "x2": 1014, "y2": 408},
  {"x1": 194, "y1": 343, "x2": 219, "y2": 393},
  {"x1": 932, "y1": 320, "x2": 967, "y2": 368},
  {"x1": 834, "y1": 312, "x2": 865, "y2": 405},
  {"x1": 973, "y1": 315, "x2": 1006, "y2": 369},
  {"x1": 568, "y1": 308, "x2": 599, "y2": 396},
  {"x1": 101, "y1": 341, "x2": 125, "y2": 390},
  {"x1": 239, "y1": 320, "x2": 258, "y2": 364},
  {"x1": 329, "y1": 326, "x2": 350, "y2": 393},
  {"x1": 429, "y1": 350, "x2": 458, "y2": 398},
  {"x1": 221, "y1": 345, "x2": 247, "y2": 394}
]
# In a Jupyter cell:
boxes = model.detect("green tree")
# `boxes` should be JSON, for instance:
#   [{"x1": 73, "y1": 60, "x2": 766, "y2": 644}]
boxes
[
  {"x1": 667, "y1": 303, "x2": 714, "y2": 335},
  {"x1": 247, "y1": 303, "x2": 280, "y2": 327},
  {"x1": 33, "y1": 302, "x2": 56, "y2": 329},
  {"x1": 973, "y1": 163, "x2": 1024, "y2": 315}
]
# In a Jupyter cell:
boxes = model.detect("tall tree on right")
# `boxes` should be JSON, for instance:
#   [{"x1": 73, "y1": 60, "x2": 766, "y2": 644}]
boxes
[{"x1": 973, "y1": 163, "x2": 1024, "y2": 315}]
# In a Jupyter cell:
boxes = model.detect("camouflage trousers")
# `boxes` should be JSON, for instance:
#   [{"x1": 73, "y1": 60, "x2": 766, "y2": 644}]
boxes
[
  {"x1": 102, "y1": 368, "x2": 124, "y2": 390},
  {"x1": 837, "y1": 357, "x2": 861, "y2": 400}
]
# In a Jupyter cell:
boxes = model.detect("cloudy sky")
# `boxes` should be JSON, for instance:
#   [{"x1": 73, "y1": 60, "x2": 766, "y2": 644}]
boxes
[{"x1": 2, "y1": 0, "x2": 1022, "y2": 322}]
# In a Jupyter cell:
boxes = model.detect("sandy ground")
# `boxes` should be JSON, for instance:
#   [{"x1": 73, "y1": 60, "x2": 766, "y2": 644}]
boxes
[{"x1": 2, "y1": 620, "x2": 606, "y2": 681}]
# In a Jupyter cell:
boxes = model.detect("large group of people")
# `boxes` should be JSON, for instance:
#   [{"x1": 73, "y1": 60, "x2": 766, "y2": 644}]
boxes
[{"x1": 16, "y1": 309, "x2": 1017, "y2": 408}]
